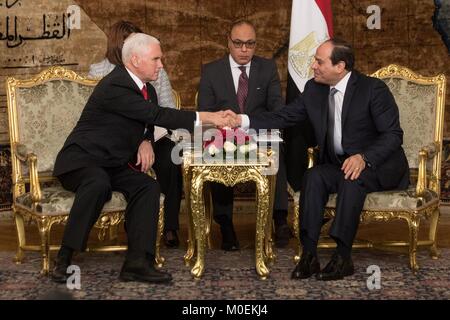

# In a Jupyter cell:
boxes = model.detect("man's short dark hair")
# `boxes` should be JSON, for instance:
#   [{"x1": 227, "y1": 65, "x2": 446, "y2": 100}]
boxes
[
  {"x1": 326, "y1": 38, "x2": 355, "y2": 71},
  {"x1": 228, "y1": 20, "x2": 256, "y2": 37}
]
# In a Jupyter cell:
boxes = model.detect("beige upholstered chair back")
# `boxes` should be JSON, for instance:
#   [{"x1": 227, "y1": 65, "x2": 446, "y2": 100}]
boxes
[
  {"x1": 371, "y1": 65, "x2": 446, "y2": 194},
  {"x1": 6, "y1": 67, "x2": 98, "y2": 184}
]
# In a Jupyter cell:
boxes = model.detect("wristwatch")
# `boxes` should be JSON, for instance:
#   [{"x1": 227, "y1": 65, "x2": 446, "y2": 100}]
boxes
[{"x1": 360, "y1": 153, "x2": 371, "y2": 168}]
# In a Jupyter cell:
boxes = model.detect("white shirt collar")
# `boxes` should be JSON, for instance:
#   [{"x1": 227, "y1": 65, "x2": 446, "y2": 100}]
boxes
[
  {"x1": 125, "y1": 67, "x2": 145, "y2": 90},
  {"x1": 229, "y1": 54, "x2": 251, "y2": 69},
  {"x1": 332, "y1": 71, "x2": 352, "y2": 94}
]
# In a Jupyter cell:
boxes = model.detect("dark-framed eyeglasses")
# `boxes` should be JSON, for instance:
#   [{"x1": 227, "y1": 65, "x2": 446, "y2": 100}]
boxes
[{"x1": 229, "y1": 38, "x2": 256, "y2": 49}]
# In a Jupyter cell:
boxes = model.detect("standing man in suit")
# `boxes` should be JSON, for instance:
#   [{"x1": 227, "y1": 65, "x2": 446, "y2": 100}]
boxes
[
  {"x1": 198, "y1": 20, "x2": 291, "y2": 250},
  {"x1": 232, "y1": 38, "x2": 409, "y2": 280},
  {"x1": 51, "y1": 33, "x2": 233, "y2": 284}
]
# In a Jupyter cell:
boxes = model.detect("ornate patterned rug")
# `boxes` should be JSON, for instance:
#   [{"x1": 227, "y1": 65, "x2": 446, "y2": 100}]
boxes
[
  {"x1": 441, "y1": 139, "x2": 450, "y2": 204},
  {"x1": 0, "y1": 247, "x2": 449, "y2": 300}
]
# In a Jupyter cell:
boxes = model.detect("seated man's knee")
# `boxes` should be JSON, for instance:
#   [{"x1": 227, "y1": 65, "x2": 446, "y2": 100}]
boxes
[
  {"x1": 142, "y1": 175, "x2": 160, "y2": 195},
  {"x1": 81, "y1": 177, "x2": 112, "y2": 198},
  {"x1": 341, "y1": 178, "x2": 365, "y2": 192},
  {"x1": 303, "y1": 167, "x2": 324, "y2": 185}
]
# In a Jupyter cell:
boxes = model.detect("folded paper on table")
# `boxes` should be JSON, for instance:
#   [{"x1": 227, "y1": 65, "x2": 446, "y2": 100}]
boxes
[
  {"x1": 253, "y1": 130, "x2": 283, "y2": 143},
  {"x1": 154, "y1": 126, "x2": 168, "y2": 142}
]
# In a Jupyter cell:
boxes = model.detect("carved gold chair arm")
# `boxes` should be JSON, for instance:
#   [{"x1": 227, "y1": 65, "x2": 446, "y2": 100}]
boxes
[
  {"x1": 287, "y1": 183, "x2": 296, "y2": 199},
  {"x1": 307, "y1": 146, "x2": 318, "y2": 169},
  {"x1": 421, "y1": 142, "x2": 439, "y2": 159},
  {"x1": 12, "y1": 142, "x2": 30, "y2": 163},
  {"x1": 12, "y1": 142, "x2": 42, "y2": 204},
  {"x1": 415, "y1": 142, "x2": 439, "y2": 197},
  {"x1": 147, "y1": 167, "x2": 157, "y2": 179}
]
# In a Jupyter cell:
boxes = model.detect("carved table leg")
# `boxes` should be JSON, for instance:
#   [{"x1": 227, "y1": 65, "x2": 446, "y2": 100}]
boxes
[
  {"x1": 183, "y1": 166, "x2": 195, "y2": 266},
  {"x1": 190, "y1": 171, "x2": 207, "y2": 279},
  {"x1": 254, "y1": 172, "x2": 270, "y2": 279}
]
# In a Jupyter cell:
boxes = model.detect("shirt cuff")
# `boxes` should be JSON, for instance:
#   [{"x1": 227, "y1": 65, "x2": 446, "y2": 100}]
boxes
[
  {"x1": 195, "y1": 112, "x2": 201, "y2": 126},
  {"x1": 240, "y1": 114, "x2": 250, "y2": 130}
]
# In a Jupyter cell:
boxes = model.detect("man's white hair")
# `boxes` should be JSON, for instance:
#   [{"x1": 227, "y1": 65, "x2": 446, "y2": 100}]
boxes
[{"x1": 122, "y1": 33, "x2": 160, "y2": 64}]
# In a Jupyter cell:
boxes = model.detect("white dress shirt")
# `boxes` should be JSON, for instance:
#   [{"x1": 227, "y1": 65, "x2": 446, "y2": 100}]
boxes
[
  {"x1": 330, "y1": 71, "x2": 352, "y2": 155},
  {"x1": 229, "y1": 55, "x2": 251, "y2": 93}
]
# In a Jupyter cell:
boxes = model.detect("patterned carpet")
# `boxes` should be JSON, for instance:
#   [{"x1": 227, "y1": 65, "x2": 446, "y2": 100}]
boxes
[{"x1": 0, "y1": 247, "x2": 449, "y2": 300}]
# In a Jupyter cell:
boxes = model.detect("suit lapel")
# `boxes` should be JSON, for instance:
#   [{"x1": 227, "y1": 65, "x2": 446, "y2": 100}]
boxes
[
  {"x1": 341, "y1": 71, "x2": 358, "y2": 127},
  {"x1": 318, "y1": 85, "x2": 330, "y2": 149},
  {"x1": 116, "y1": 66, "x2": 144, "y2": 98},
  {"x1": 222, "y1": 57, "x2": 239, "y2": 112},
  {"x1": 246, "y1": 58, "x2": 259, "y2": 114},
  {"x1": 146, "y1": 83, "x2": 158, "y2": 105}
]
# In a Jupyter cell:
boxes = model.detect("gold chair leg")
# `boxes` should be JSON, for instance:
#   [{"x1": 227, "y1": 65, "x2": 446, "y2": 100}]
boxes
[
  {"x1": 37, "y1": 218, "x2": 51, "y2": 275},
  {"x1": 428, "y1": 207, "x2": 440, "y2": 259},
  {"x1": 407, "y1": 216, "x2": 420, "y2": 272},
  {"x1": 155, "y1": 203, "x2": 165, "y2": 268},
  {"x1": 109, "y1": 224, "x2": 119, "y2": 243},
  {"x1": 292, "y1": 201, "x2": 301, "y2": 263},
  {"x1": 13, "y1": 211, "x2": 26, "y2": 264}
]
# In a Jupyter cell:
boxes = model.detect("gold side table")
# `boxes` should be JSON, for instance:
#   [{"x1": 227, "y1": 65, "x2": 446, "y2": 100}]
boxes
[{"x1": 182, "y1": 148, "x2": 278, "y2": 280}]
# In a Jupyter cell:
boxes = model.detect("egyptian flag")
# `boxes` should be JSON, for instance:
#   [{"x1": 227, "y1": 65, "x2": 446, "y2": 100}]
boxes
[{"x1": 284, "y1": 0, "x2": 333, "y2": 191}]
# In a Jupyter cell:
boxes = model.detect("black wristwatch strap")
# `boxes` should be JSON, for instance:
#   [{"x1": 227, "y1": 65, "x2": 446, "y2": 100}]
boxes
[{"x1": 360, "y1": 153, "x2": 371, "y2": 168}]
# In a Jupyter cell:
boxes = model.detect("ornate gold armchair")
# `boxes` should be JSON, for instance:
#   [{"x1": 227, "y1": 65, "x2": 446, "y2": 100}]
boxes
[
  {"x1": 290, "y1": 65, "x2": 446, "y2": 272},
  {"x1": 6, "y1": 66, "x2": 165, "y2": 274},
  {"x1": 172, "y1": 89, "x2": 181, "y2": 110}
]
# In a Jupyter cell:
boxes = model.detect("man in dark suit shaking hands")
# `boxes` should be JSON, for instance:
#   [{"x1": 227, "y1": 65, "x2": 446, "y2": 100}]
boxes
[
  {"x1": 233, "y1": 38, "x2": 409, "y2": 280},
  {"x1": 52, "y1": 33, "x2": 233, "y2": 284},
  {"x1": 198, "y1": 20, "x2": 291, "y2": 250}
]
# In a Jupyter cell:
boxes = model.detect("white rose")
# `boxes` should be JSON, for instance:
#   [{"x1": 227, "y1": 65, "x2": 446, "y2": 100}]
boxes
[
  {"x1": 239, "y1": 142, "x2": 258, "y2": 154},
  {"x1": 223, "y1": 141, "x2": 237, "y2": 153},
  {"x1": 208, "y1": 144, "x2": 220, "y2": 156},
  {"x1": 248, "y1": 142, "x2": 258, "y2": 152},
  {"x1": 238, "y1": 144, "x2": 249, "y2": 154}
]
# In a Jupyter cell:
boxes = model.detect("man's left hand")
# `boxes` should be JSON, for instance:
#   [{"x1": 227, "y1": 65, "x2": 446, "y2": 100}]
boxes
[
  {"x1": 342, "y1": 154, "x2": 365, "y2": 180},
  {"x1": 136, "y1": 140, "x2": 155, "y2": 172}
]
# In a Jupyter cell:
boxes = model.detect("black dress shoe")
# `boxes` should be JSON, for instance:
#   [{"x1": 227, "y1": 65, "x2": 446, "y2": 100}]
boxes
[
  {"x1": 119, "y1": 258, "x2": 172, "y2": 283},
  {"x1": 316, "y1": 252, "x2": 354, "y2": 281},
  {"x1": 218, "y1": 218, "x2": 240, "y2": 251},
  {"x1": 221, "y1": 240, "x2": 240, "y2": 251},
  {"x1": 163, "y1": 230, "x2": 180, "y2": 248},
  {"x1": 51, "y1": 256, "x2": 71, "y2": 284},
  {"x1": 291, "y1": 251, "x2": 320, "y2": 279},
  {"x1": 274, "y1": 223, "x2": 292, "y2": 248}
]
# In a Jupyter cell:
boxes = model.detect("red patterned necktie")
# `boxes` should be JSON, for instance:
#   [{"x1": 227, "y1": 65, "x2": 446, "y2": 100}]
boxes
[
  {"x1": 141, "y1": 84, "x2": 148, "y2": 100},
  {"x1": 237, "y1": 66, "x2": 248, "y2": 113}
]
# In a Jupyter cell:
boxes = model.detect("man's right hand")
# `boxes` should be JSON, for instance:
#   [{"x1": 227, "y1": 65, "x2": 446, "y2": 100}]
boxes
[
  {"x1": 199, "y1": 110, "x2": 241, "y2": 128},
  {"x1": 222, "y1": 110, "x2": 242, "y2": 128}
]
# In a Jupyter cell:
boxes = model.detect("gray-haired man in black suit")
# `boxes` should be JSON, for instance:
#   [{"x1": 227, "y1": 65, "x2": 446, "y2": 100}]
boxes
[{"x1": 52, "y1": 33, "x2": 233, "y2": 284}]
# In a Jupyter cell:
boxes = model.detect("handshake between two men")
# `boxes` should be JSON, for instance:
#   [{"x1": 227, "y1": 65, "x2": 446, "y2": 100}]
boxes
[{"x1": 199, "y1": 110, "x2": 242, "y2": 128}]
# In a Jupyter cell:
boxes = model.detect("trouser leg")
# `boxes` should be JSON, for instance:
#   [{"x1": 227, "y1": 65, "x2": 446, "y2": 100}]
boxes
[
  {"x1": 58, "y1": 167, "x2": 112, "y2": 251},
  {"x1": 111, "y1": 166, "x2": 160, "y2": 257},
  {"x1": 153, "y1": 137, "x2": 182, "y2": 231}
]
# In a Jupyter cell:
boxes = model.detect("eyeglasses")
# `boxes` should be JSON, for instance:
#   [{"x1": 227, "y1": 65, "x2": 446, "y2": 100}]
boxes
[{"x1": 229, "y1": 38, "x2": 256, "y2": 49}]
